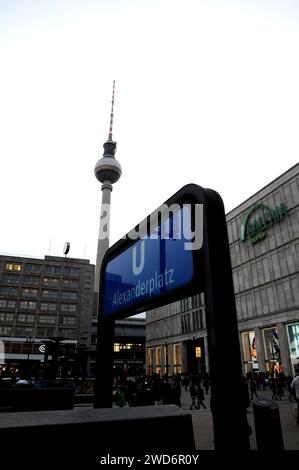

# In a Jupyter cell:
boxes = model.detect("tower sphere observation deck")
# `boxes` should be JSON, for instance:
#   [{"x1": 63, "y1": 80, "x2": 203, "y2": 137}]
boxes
[{"x1": 94, "y1": 140, "x2": 122, "y2": 184}]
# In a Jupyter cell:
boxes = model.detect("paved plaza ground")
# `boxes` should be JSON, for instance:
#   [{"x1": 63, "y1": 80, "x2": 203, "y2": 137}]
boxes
[{"x1": 179, "y1": 386, "x2": 299, "y2": 450}]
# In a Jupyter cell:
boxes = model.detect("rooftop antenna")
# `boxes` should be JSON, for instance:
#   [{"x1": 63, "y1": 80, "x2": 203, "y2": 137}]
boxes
[{"x1": 108, "y1": 80, "x2": 115, "y2": 141}]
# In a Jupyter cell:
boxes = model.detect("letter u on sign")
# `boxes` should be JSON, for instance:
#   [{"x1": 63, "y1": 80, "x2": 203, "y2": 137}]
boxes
[{"x1": 132, "y1": 240, "x2": 145, "y2": 275}]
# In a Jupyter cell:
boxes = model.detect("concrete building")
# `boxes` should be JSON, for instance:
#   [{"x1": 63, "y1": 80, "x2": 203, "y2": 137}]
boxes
[
  {"x1": 0, "y1": 254, "x2": 94, "y2": 375},
  {"x1": 146, "y1": 163, "x2": 299, "y2": 377}
]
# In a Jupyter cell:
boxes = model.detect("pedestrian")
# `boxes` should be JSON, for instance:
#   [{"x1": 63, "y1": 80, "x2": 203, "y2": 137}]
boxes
[
  {"x1": 189, "y1": 382, "x2": 198, "y2": 410},
  {"x1": 250, "y1": 378, "x2": 258, "y2": 401},
  {"x1": 196, "y1": 383, "x2": 207, "y2": 409}
]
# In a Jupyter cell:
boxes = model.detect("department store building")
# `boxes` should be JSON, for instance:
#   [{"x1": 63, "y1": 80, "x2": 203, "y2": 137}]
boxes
[{"x1": 146, "y1": 163, "x2": 299, "y2": 377}]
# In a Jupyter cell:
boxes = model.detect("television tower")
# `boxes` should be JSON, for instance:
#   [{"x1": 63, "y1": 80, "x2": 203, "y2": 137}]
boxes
[{"x1": 94, "y1": 81, "x2": 122, "y2": 294}]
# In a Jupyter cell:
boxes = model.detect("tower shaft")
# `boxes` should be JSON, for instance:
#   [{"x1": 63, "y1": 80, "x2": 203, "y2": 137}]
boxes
[{"x1": 94, "y1": 182, "x2": 112, "y2": 293}]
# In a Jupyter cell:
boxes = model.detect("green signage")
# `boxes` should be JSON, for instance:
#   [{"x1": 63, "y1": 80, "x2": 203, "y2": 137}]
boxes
[{"x1": 240, "y1": 202, "x2": 288, "y2": 244}]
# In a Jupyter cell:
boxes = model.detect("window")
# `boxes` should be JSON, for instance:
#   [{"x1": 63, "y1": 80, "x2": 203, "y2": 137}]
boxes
[
  {"x1": 262, "y1": 327, "x2": 281, "y2": 362},
  {"x1": 41, "y1": 290, "x2": 59, "y2": 300},
  {"x1": 37, "y1": 327, "x2": 54, "y2": 336},
  {"x1": 1, "y1": 274, "x2": 21, "y2": 285},
  {"x1": 43, "y1": 277, "x2": 60, "y2": 286},
  {"x1": 174, "y1": 344, "x2": 181, "y2": 367},
  {"x1": 0, "y1": 300, "x2": 16, "y2": 309},
  {"x1": 17, "y1": 314, "x2": 26, "y2": 322},
  {"x1": 44, "y1": 265, "x2": 62, "y2": 275},
  {"x1": 147, "y1": 347, "x2": 153, "y2": 375},
  {"x1": 14, "y1": 327, "x2": 33, "y2": 336},
  {"x1": 0, "y1": 313, "x2": 14, "y2": 322},
  {"x1": 23, "y1": 276, "x2": 41, "y2": 286},
  {"x1": 40, "y1": 303, "x2": 57, "y2": 312},
  {"x1": 63, "y1": 279, "x2": 79, "y2": 288},
  {"x1": 61, "y1": 316, "x2": 76, "y2": 326},
  {"x1": 24, "y1": 264, "x2": 42, "y2": 274},
  {"x1": 60, "y1": 304, "x2": 77, "y2": 313},
  {"x1": 63, "y1": 267, "x2": 80, "y2": 277},
  {"x1": 192, "y1": 310, "x2": 203, "y2": 331},
  {"x1": 26, "y1": 315, "x2": 35, "y2": 323},
  {"x1": 0, "y1": 287, "x2": 18, "y2": 296},
  {"x1": 155, "y1": 346, "x2": 162, "y2": 366},
  {"x1": 181, "y1": 313, "x2": 191, "y2": 334},
  {"x1": 61, "y1": 291, "x2": 78, "y2": 301},
  {"x1": 21, "y1": 288, "x2": 38, "y2": 298},
  {"x1": 19, "y1": 301, "x2": 36, "y2": 310},
  {"x1": 0, "y1": 326, "x2": 12, "y2": 335},
  {"x1": 5, "y1": 263, "x2": 22, "y2": 272},
  {"x1": 38, "y1": 315, "x2": 56, "y2": 325},
  {"x1": 287, "y1": 323, "x2": 299, "y2": 373},
  {"x1": 17, "y1": 314, "x2": 34, "y2": 323}
]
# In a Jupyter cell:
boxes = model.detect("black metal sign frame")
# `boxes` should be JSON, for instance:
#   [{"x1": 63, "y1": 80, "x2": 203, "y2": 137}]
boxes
[{"x1": 94, "y1": 184, "x2": 250, "y2": 450}]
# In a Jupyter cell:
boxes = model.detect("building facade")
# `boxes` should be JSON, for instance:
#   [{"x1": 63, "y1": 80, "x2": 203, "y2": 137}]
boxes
[
  {"x1": 0, "y1": 254, "x2": 94, "y2": 375},
  {"x1": 146, "y1": 163, "x2": 299, "y2": 377}
]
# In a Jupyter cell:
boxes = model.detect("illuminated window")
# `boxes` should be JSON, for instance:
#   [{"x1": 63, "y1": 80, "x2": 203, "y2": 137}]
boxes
[
  {"x1": 148, "y1": 347, "x2": 153, "y2": 367},
  {"x1": 195, "y1": 346, "x2": 202, "y2": 358},
  {"x1": 114, "y1": 343, "x2": 121, "y2": 352},
  {"x1": 156, "y1": 346, "x2": 162, "y2": 366},
  {"x1": 21, "y1": 288, "x2": 38, "y2": 298},
  {"x1": 0, "y1": 313, "x2": 14, "y2": 322},
  {"x1": 20, "y1": 301, "x2": 36, "y2": 310},
  {"x1": 174, "y1": 343, "x2": 181, "y2": 365},
  {"x1": 5, "y1": 263, "x2": 22, "y2": 272}
]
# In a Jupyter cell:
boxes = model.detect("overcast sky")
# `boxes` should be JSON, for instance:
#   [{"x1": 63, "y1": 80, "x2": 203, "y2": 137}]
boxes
[{"x1": 0, "y1": 0, "x2": 298, "y2": 265}]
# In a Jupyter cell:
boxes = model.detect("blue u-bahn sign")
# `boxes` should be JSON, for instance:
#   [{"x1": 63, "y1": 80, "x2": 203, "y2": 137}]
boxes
[{"x1": 103, "y1": 205, "x2": 199, "y2": 317}]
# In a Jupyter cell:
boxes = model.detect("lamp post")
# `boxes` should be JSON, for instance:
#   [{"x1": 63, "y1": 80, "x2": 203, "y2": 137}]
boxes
[{"x1": 26, "y1": 336, "x2": 33, "y2": 378}]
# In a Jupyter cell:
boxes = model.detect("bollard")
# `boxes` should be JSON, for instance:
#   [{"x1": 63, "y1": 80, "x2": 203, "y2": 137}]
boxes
[{"x1": 252, "y1": 398, "x2": 284, "y2": 450}]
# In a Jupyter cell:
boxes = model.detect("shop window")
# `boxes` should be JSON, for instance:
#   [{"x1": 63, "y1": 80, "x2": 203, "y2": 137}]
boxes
[
  {"x1": 287, "y1": 323, "x2": 299, "y2": 373},
  {"x1": 241, "y1": 331, "x2": 258, "y2": 373}
]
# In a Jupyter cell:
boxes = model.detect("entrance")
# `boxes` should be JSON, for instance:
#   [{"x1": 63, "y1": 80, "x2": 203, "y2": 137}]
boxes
[{"x1": 186, "y1": 337, "x2": 206, "y2": 376}]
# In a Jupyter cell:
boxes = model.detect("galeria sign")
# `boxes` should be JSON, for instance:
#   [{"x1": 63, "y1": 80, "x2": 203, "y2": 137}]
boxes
[{"x1": 240, "y1": 202, "x2": 288, "y2": 244}]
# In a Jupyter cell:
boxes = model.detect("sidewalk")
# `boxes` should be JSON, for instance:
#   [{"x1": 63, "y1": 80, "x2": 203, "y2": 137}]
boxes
[{"x1": 179, "y1": 386, "x2": 299, "y2": 450}]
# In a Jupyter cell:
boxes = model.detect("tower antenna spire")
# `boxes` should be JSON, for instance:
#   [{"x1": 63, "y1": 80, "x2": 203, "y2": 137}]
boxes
[{"x1": 108, "y1": 80, "x2": 115, "y2": 141}]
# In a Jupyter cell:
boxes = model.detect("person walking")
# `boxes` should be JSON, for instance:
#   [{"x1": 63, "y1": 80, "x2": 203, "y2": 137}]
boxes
[
  {"x1": 196, "y1": 383, "x2": 207, "y2": 410},
  {"x1": 291, "y1": 368, "x2": 299, "y2": 425},
  {"x1": 250, "y1": 378, "x2": 258, "y2": 401},
  {"x1": 189, "y1": 382, "x2": 198, "y2": 410}
]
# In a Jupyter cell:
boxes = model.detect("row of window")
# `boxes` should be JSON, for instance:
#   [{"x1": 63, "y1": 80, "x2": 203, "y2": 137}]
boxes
[
  {"x1": 0, "y1": 312, "x2": 76, "y2": 325},
  {"x1": 0, "y1": 299, "x2": 77, "y2": 313},
  {"x1": 181, "y1": 309, "x2": 205, "y2": 334},
  {"x1": 0, "y1": 275, "x2": 81, "y2": 289},
  {"x1": 180, "y1": 294, "x2": 204, "y2": 313},
  {"x1": 3, "y1": 263, "x2": 81, "y2": 277},
  {"x1": 0, "y1": 286, "x2": 79, "y2": 300}
]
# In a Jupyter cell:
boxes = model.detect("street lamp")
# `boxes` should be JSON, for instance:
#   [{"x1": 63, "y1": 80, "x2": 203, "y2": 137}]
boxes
[{"x1": 26, "y1": 336, "x2": 34, "y2": 378}]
